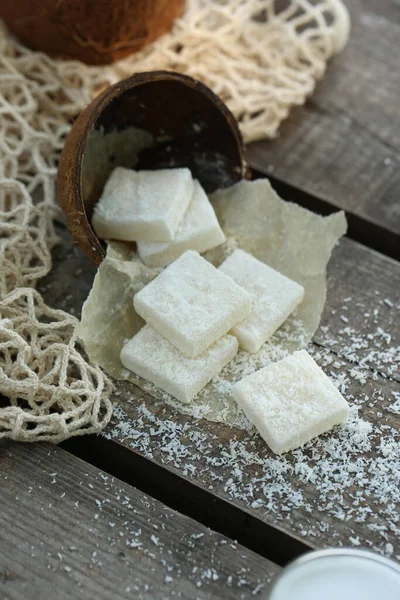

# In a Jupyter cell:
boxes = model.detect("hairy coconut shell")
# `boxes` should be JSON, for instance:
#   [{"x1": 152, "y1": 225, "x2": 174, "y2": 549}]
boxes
[
  {"x1": 1, "y1": 0, "x2": 185, "y2": 64},
  {"x1": 57, "y1": 71, "x2": 248, "y2": 265}
]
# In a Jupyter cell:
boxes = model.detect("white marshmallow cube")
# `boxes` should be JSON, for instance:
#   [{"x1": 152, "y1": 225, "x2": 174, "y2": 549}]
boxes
[
  {"x1": 121, "y1": 325, "x2": 238, "y2": 403},
  {"x1": 219, "y1": 249, "x2": 304, "y2": 353},
  {"x1": 232, "y1": 350, "x2": 350, "y2": 454},
  {"x1": 134, "y1": 250, "x2": 253, "y2": 358},
  {"x1": 92, "y1": 167, "x2": 193, "y2": 242},
  {"x1": 137, "y1": 180, "x2": 226, "y2": 268}
]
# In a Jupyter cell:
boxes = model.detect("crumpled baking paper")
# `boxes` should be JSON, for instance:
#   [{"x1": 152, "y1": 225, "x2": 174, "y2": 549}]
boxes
[{"x1": 77, "y1": 179, "x2": 347, "y2": 428}]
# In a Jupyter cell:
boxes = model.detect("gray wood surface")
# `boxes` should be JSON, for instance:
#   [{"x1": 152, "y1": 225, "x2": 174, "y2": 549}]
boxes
[
  {"x1": 37, "y1": 226, "x2": 400, "y2": 560},
  {"x1": 318, "y1": 237, "x2": 400, "y2": 381},
  {"x1": 102, "y1": 347, "x2": 399, "y2": 557},
  {"x1": 247, "y1": 0, "x2": 400, "y2": 238},
  {"x1": 0, "y1": 442, "x2": 279, "y2": 600}
]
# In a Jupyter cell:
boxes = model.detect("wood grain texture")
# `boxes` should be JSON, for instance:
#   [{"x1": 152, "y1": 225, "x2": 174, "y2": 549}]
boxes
[
  {"x1": 247, "y1": 0, "x2": 400, "y2": 237},
  {"x1": 318, "y1": 237, "x2": 400, "y2": 381},
  {"x1": 0, "y1": 442, "x2": 279, "y2": 600},
  {"x1": 101, "y1": 348, "x2": 399, "y2": 559},
  {"x1": 38, "y1": 226, "x2": 400, "y2": 561}
]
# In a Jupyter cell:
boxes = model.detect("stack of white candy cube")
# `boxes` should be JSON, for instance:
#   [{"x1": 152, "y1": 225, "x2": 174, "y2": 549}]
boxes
[
  {"x1": 92, "y1": 166, "x2": 226, "y2": 263},
  {"x1": 123, "y1": 249, "x2": 252, "y2": 402},
  {"x1": 93, "y1": 169, "x2": 349, "y2": 454}
]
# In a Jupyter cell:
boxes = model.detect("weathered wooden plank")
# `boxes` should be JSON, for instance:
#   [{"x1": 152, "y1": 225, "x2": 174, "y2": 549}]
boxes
[
  {"x1": 319, "y1": 237, "x2": 400, "y2": 381},
  {"x1": 247, "y1": 0, "x2": 400, "y2": 239},
  {"x1": 98, "y1": 347, "x2": 400, "y2": 560},
  {"x1": 69, "y1": 340, "x2": 400, "y2": 558},
  {"x1": 0, "y1": 442, "x2": 279, "y2": 600},
  {"x1": 36, "y1": 226, "x2": 400, "y2": 562}
]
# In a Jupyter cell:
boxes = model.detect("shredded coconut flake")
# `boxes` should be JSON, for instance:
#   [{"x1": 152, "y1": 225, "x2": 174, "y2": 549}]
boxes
[{"x1": 106, "y1": 345, "x2": 400, "y2": 557}]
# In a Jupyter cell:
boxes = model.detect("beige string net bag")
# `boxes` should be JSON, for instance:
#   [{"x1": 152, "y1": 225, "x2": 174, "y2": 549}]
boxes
[{"x1": 0, "y1": 0, "x2": 350, "y2": 443}]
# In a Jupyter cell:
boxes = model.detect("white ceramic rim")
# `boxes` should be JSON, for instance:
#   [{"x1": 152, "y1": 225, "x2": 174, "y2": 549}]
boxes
[{"x1": 268, "y1": 548, "x2": 400, "y2": 598}]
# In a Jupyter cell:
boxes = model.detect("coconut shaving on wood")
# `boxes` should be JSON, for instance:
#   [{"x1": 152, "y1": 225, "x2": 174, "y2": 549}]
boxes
[
  {"x1": 106, "y1": 338, "x2": 400, "y2": 558},
  {"x1": 0, "y1": 0, "x2": 350, "y2": 441}
]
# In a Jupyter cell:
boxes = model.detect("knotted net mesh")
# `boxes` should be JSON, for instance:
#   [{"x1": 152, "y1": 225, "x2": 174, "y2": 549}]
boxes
[{"x1": 0, "y1": 0, "x2": 350, "y2": 442}]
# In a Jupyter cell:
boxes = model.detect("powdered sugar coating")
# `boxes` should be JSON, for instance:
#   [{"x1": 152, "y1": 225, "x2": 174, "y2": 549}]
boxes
[
  {"x1": 232, "y1": 350, "x2": 350, "y2": 454},
  {"x1": 134, "y1": 250, "x2": 253, "y2": 358},
  {"x1": 120, "y1": 325, "x2": 238, "y2": 403},
  {"x1": 219, "y1": 249, "x2": 304, "y2": 353},
  {"x1": 92, "y1": 167, "x2": 193, "y2": 242},
  {"x1": 137, "y1": 180, "x2": 225, "y2": 268}
]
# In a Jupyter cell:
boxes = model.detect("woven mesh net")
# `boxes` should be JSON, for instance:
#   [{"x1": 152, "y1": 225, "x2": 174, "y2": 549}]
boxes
[
  {"x1": 0, "y1": 288, "x2": 113, "y2": 442},
  {"x1": 0, "y1": 0, "x2": 350, "y2": 442}
]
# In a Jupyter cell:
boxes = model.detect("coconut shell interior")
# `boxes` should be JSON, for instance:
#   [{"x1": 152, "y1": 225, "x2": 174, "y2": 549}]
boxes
[{"x1": 58, "y1": 71, "x2": 247, "y2": 265}]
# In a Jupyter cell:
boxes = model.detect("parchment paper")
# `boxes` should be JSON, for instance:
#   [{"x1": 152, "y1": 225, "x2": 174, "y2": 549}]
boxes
[{"x1": 77, "y1": 179, "x2": 347, "y2": 428}]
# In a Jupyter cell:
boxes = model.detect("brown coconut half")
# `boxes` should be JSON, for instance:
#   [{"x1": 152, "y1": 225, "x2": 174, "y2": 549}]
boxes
[
  {"x1": 1, "y1": 0, "x2": 185, "y2": 65},
  {"x1": 57, "y1": 71, "x2": 248, "y2": 265}
]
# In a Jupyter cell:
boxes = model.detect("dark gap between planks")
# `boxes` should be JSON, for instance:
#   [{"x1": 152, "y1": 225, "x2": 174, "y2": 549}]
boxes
[
  {"x1": 251, "y1": 170, "x2": 400, "y2": 262},
  {"x1": 62, "y1": 434, "x2": 310, "y2": 567}
]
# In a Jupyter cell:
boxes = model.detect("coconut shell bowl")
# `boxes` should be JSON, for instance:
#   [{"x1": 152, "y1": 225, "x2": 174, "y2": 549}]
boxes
[
  {"x1": 57, "y1": 71, "x2": 248, "y2": 265},
  {"x1": 0, "y1": 0, "x2": 186, "y2": 64}
]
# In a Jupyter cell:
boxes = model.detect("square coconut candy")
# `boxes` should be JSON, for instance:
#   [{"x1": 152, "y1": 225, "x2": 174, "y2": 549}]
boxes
[
  {"x1": 120, "y1": 325, "x2": 238, "y2": 403},
  {"x1": 137, "y1": 180, "x2": 226, "y2": 268},
  {"x1": 92, "y1": 166, "x2": 193, "y2": 242},
  {"x1": 219, "y1": 249, "x2": 304, "y2": 353},
  {"x1": 134, "y1": 250, "x2": 253, "y2": 358},
  {"x1": 232, "y1": 350, "x2": 349, "y2": 454}
]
